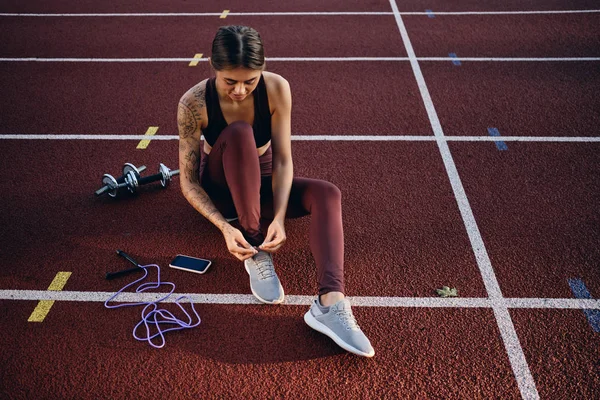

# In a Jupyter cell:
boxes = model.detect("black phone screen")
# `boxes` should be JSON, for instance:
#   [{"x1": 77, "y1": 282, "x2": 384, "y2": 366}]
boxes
[{"x1": 170, "y1": 255, "x2": 211, "y2": 273}]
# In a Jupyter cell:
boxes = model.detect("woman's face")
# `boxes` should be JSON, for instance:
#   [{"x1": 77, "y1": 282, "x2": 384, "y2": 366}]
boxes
[{"x1": 214, "y1": 66, "x2": 263, "y2": 103}]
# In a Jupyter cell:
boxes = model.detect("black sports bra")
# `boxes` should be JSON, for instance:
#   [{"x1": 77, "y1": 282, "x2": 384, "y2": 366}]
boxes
[{"x1": 201, "y1": 74, "x2": 272, "y2": 147}]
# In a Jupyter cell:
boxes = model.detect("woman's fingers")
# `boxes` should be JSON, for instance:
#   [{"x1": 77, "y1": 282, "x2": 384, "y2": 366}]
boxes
[
  {"x1": 259, "y1": 221, "x2": 286, "y2": 252},
  {"x1": 260, "y1": 243, "x2": 282, "y2": 253},
  {"x1": 234, "y1": 233, "x2": 256, "y2": 252},
  {"x1": 260, "y1": 232, "x2": 275, "y2": 247},
  {"x1": 230, "y1": 244, "x2": 256, "y2": 261},
  {"x1": 233, "y1": 250, "x2": 255, "y2": 261},
  {"x1": 260, "y1": 237, "x2": 278, "y2": 248},
  {"x1": 260, "y1": 235, "x2": 285, "y2": 252},
  {"x1": 223, "y1": 226, "x2": 257, "y2": 260},
  {"x1": 232, "y1": 241, "x2": 256, "y2": 260},
  {"x1": 235, "y1": 245, "x2": 256, "y2": 257}
]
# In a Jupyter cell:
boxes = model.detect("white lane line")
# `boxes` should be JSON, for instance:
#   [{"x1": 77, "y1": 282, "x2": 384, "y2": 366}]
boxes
[
  {"x1": 389, "y1": 1, "x2": 539, "y2": 398},
  {"x1": 2, "y1": 290, "x2": 600, "y2": 309},
  {"x1": 504, "y1": 298, "x2": 600, "y2": 309},
  {"x1": 419, "y1": 57, "x2": 600, "y2": 62},
  {"x1": 0, "y1": 12, "x2": 393, "y2": 17},
  {"x1": 0, "y1": 57, "x2": 201, "y2": 62},
  {"x1": 409, "y1": 9, "x2": 600, "y2": 15},
  {"x1": 0, "y1": 57, "x2": 407, "y2": 62},
  {"x1": 1, "y1": 134, "x2": 599, "y2": 142},
  {"x1": 445, "y1": 136, "x2": 600, "y2": 142},
  {"x1": 0, "y1": 10, "x2": 598, "y2": 17},
  {"x1": 389, "y1": 0, "x2": 502, "y2": 302},
  {"x1": 492, "y1": 306, "x2": 538, "y2": 395},
  {"x1": 0, "y1": 134, "x2": 177, "y2": 140},
  {"x1": 267, "y1": 57, "x2": 409, "y2": 61},
  {"x1": 1, "y1": 57, "x2": 599, "y2": 62}
]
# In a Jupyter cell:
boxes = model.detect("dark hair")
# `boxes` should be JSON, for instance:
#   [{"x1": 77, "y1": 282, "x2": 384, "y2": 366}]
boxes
[{"x1": 210, "y1": 26, "x2": 265, "y2": 71}]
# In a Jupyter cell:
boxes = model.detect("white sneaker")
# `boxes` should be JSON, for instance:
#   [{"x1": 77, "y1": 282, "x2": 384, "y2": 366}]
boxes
[
  {"x1": 304, "y1": 298, "x2": 374, "y2": 357},
  {"x1": 244, "y1": 251, "x2": 284, "y2": 304}
]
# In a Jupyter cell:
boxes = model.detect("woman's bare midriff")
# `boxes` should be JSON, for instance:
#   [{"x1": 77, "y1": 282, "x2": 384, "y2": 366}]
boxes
[{"x1": 203, "y1": 139, "x2": 272, "y2": 157}]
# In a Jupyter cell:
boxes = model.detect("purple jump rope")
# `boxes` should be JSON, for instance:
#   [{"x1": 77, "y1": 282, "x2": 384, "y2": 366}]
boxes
[{"x1": 104, "y1": 250, "x2": 201, "y2": 349}]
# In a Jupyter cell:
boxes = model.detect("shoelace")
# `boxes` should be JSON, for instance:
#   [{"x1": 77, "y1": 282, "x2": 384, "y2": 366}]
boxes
[
  {"x1": 253, "y1": 252, "x2": 276, "y2": 280},
  {"x1": 336, "y1": 309, "x2": 360, "y2": 331}
]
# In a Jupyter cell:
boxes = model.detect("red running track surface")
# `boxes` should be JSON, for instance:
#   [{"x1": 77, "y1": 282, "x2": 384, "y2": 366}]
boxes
[
  {"x1": 1, "y1": 300, "x2": 522, "y2": 399},
  {"x1": 0, "y1": 15, "x2": 407, "y2": 58},
  {"x1": 0, "y1": 62, "x2": 431, "y2": 136},
  {"x1": 1, "y1": 0, "x2": 599, "y2": 398}
]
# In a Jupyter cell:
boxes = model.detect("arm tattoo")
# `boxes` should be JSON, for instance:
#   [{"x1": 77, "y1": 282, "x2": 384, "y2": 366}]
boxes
[
  {"x1": 192, "y1": 86, "x2": 206, "y2": 108},
  {"x1": 177, "y1": 101, "x2": 197, "y2": 139},
  {"x1": 186, "y1": 186, "x2": 225, "y2": 230},
  {"x1": 178, "y1": 84, "x2": 206, "y2": 139},
  {"x1": 185, "y1": 150, "x2": 200, "y2": 184},
  {"x1": 178, "y1": 85, "x2": 227, "y2": 230}
]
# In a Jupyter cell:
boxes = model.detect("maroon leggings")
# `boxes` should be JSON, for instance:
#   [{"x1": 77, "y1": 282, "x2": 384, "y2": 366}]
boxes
[{"x1": 199, "y1": 121, "x2": 344, "y2": 295}]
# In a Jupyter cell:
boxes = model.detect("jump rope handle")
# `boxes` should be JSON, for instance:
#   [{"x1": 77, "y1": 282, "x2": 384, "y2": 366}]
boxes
[
  {"x1": 105, "y1": 250, "x2": 143, "y2": 280},
  {"x1": 116, "y1": 250, "x2": 140, "y2": 267}
]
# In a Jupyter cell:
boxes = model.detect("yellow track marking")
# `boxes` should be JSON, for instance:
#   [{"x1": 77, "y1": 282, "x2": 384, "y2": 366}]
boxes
[
  {"x1": 28, "y1": 272, "x2": 72, "y2": 322},
  {"x1": 28, "y1": 301, "x2": 55, "y2": 322},
  {"x1": 188, "y1": 53, "x2": 203, "y2": 67},
  {"x1": 220, "y1": 10, "x2": 230, "y2": 19},
  {"x1": 47, "y1": 272, "x2": 72, "y2": 291},
  {"x1": 136, "y1": 126, "x2": 159, "y2": 149}
]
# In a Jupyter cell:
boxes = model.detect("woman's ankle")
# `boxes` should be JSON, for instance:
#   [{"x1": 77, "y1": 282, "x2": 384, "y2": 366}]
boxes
[{"x1": 320, "y1": 291, "x2": 344, "y2": 307}]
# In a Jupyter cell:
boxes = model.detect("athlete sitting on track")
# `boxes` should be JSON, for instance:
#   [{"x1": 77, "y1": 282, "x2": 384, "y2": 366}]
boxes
[{"x1": 177, "y1": 25, "x2": 374, "y2": 357}]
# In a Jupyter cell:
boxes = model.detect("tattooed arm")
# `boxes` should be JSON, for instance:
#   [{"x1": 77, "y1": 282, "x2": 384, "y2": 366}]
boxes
[
  {"x1": 177, "y1": 84, "x2": 229, "y2": 233},
  {"x1": 178, "y1": 83, "x2": 258, "y2": 260}
]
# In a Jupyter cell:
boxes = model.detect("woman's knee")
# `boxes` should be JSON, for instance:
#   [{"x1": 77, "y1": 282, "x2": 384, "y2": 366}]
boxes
[
  {"x1": 323, "y1": 181, "x2": 342, "y2": 201},
  {"x1": 220, "y1": 121, "x2": 254, "y2": 145},
  {"x1": 309, "y1": 180, "x2": 341, "y2": 206}
]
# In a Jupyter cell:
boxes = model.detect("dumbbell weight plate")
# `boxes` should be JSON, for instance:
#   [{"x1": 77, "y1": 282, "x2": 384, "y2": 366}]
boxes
[
  {"x1": 102, "y1": 174, "x2": 119, "y2": 198},
  {"x1": 125, "y1": 171, "x2": 139, "y2": 194},
  {"x1": 122, "y1": 163, "x2": 146, "y2": 177},
  {"x1": 159, "y1": 163, "x2": 170, "y2": 187}
]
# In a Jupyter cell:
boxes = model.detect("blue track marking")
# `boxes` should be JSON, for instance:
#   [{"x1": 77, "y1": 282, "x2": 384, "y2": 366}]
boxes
[
  {"x1": 425, "y1": 9, "x2": 435, "y2": 18},
  {"x1": 487, "y1": 127, "x2": 508, "y2": 150},
  {"x1": 568, "y1": 278, "x2": 600, "y2": 333},
  {"x1": 448, "y1": 53, "x2": 461, "y2": 66}
]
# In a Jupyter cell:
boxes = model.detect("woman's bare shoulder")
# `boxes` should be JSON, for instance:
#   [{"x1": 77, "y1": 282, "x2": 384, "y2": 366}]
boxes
[
  {"x1": 180, "y1": 78, "x2": 209, "y2": 107},
  {"x1": 263, "y1": 71, "x2": 290, "y2": 91},
  {"x1": 179, "y1": 79, "x2": 209, "y2": 130},
  {"x1": 263, "y1": 71, "x2": 291, "y2": 113}
]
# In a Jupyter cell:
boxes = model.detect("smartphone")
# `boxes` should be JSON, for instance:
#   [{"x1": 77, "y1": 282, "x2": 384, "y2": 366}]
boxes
[{"x1": 169, "y1": 255, "x2": 212, "y2": 274}]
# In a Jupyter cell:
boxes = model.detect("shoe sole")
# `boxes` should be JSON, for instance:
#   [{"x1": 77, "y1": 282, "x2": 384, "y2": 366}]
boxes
[
  {"x1": 304, "y1": 310, "x2": 375, "y2": 358},
  {"x1": 244, "y1": 262, "x2": 285, "y2": 305}
]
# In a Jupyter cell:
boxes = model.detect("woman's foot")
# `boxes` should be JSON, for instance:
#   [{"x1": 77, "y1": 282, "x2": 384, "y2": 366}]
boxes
[
  {"x1": 304, "y1": 297, "x2": 375, "y2": 357},
  {"x1": 244, "y1": 250, "x2": 284, "y2": 304}
]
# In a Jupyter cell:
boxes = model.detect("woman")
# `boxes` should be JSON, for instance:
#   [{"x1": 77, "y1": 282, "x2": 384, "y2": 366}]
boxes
[{"x1": 177, "y1": 25, "x2": 374, "y2": 357}]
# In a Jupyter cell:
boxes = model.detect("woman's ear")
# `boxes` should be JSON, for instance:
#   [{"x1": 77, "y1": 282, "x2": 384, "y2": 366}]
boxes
[{"x1": 208, "y1": 57, "x2": 213, "y2": 69}]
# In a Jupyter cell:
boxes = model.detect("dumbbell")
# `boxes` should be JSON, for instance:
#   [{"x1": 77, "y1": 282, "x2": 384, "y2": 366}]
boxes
[
  {"x1": 95, "y1": 163, "x2": 147, "y2": 198},
  {"x1": 124, "y1": 163, "x2": 180, "y2": 194}
]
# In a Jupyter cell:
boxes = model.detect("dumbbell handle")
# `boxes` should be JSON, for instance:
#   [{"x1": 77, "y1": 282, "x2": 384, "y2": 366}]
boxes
[
  {"x1": 137, "y1": 172, "x2": 166, "y2": 186},
  {"x1": 95, "y1": 165, "x2": 147, "y2": 196},
  {"x1": 136, "y1": 169, "x2": 179, "y2": 186},
  {"x1": 95, "y1": 184, "x2": 111, "y2": 197}
]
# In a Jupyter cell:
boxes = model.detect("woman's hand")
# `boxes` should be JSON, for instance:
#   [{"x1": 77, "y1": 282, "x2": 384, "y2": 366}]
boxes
[
  {"x1": 259, "y1": 219, "x2": 286, "y2": 253},
  {"x1": 222, "y1": 225, "x2": 257, "y2": 261}
]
